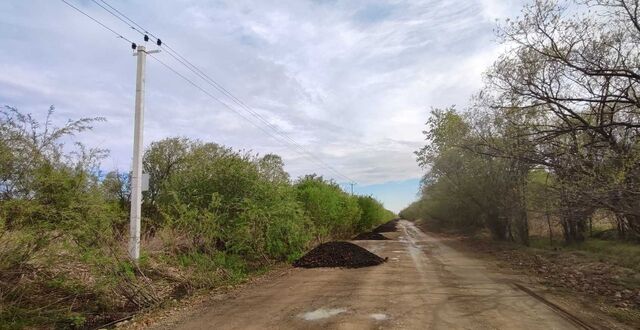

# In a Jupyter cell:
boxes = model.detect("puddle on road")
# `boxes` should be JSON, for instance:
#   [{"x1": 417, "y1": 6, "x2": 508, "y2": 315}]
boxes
[
  {"x1": 299, "y1": 308, "x2": 347, "y2": 321},
  {"x1": 370, "y1": 313, "x2": 388, "y2": 321}
]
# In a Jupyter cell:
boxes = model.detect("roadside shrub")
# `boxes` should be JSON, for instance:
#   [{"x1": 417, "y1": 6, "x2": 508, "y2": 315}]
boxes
[
  {"x1": 295, "y1": 175, "x2": 362, "y2": 241},
  {"x1": 355, "y1": 196, "x2": 391, "y2": 232},
  {"x1": 154, "y1": 140, "x2": 312, "y2": 263},
  {"x1": 0, "y1": 107, "x2": 395, "y2": 328}
]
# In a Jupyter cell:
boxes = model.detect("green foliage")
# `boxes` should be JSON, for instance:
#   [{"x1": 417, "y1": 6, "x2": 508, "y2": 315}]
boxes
[
  {"x1": 404, "y1": 107, "x2": 531, "y2": 242},
  {"x1": 0, "y1": 105, "x2": 114, "y2": 259},
  {"x1": 0, "y1": 107, "x2": 395, "y2": 328},
  {"x1": 355, "y1": 196, "x2": 393, "y2": 233},
  {"x1": 294, "y1": 175, "x2": 361, "y2": 241},
  {"x1": 257, "y1": 154, "x2": 290, "y2": 184},
  {"x1": 404, "y1": 0, "x2": 640, "y2": 245},
  {"x1": 152, "y1": 139, "x2": 313, "y2": 262}
]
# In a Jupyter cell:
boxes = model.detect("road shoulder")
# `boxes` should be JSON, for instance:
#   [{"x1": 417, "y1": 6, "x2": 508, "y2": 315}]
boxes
[
  {"x1": 116, "y1": 264, "x2": 295, "y2": 329},
  {"x1": 415, "y1": 221, "x2": 639, "y2": 330}
]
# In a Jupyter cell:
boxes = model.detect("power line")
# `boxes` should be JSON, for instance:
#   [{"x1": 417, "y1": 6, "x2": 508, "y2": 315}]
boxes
[
  {"x1": 60, "y1": 0, "x2": 134, "y2": 44},
  {"x1": 148, "y1": 54, "x2": 359, "y2": 184},
  {"x1": 89, "y1": 0, "x2": 141, "y2": 36},
  {"x1": 89, "y1": 0, "x2": 161, "y2": 46},
  {"x1": 98, "y1": 0, "x2": 160, "y2": 40},
  {"x1": 146, "y1": 53, "x2": 324, "y2": 165},
  {"x1": 147, "y1": 51, "x2": 355, "y2": 182},
  {"x1": 65, "y1": 0, "x2": 304, "y2": 168},
  {"x1": 60, "y1": 0, "x2": 356, "y2": 184},
  {"x1": 160, "y1": 47, "x2": 357, "y2": 183},
  {"x1": 93, "y1": 0, "x2": 356, "y2": 184}
]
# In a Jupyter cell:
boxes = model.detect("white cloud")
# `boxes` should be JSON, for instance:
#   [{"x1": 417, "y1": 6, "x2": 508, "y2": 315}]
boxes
[{"x1": 0, "y1": 0, "x2": 526, "y2": 188}]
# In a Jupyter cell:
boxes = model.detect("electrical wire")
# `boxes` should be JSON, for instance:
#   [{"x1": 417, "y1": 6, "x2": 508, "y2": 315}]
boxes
[
  {"x1": 146, "y1": 53, "x2": 324, "y2": 165},
  {"x1": 98, "y1": 0, "x2": 160, "y2": 40},
  {"x1": 60, "y1": 0, "x2": 134, "y2": 44},
  {"x1": 159, "y1": 49, "x2": 357, "y2": 183},
  {"x1": 94, "y1": 0, "x2": 356, "y2": 184},
  {"x1": 89, "y1": 0, "x2": 142, "y2": 37},
  {"x1": 156, "y1": 50, "x2": 326, "y2": 161},
  {"x1": 60, "y1": 0, "x2": 356, "y2": 184},
  {"x1": 148, "y1": 53, "x2": 357, "y2": 184}
]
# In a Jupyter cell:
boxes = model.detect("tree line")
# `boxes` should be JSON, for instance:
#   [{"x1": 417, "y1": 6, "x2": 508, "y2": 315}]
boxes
[
  {"x1": 400, "y1": 0, "x2": 640, "y2": 244},
  {"x1": 0, "y1": 105, "x2": 394, "y2": 328}
]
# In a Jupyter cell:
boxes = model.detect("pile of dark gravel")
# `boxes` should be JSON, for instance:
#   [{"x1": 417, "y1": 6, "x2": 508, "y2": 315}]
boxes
[
  {"x1": 372, "y1": 219, "x2": 399, "y2": 233},
  {"x1": 293, "y1": 241, "x2": 386, "y2": 268},
  {"x1": 352, "y1": 232, "x2": 389, "y2": 240}
]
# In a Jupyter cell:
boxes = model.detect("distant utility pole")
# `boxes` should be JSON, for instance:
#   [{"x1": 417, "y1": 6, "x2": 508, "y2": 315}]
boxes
[
  {"x1": 129, "y1": 44, "x2": 160, "y2": 261},
  {"x1": 349, "y1": 182, "x2": 356, "y2": 195}
]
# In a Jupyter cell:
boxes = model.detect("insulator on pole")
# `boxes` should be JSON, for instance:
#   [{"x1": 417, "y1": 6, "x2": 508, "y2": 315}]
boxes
[
  {"x1": 144, "y1": 34, "x2": 149, "y2": 42},
  {"x1": 156, "y1": 38, "x2": 162, "y2": 46},
  {"x1": 131, "y1": 42, "x2": 137, "y2": 50}
]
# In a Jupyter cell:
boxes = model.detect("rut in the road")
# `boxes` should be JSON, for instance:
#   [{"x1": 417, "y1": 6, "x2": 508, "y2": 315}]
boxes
[{"x1": 293, "y1": 241, "x2": 386, "y2": 268}]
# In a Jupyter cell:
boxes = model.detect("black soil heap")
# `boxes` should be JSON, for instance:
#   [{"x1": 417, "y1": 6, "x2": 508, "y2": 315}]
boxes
[
  {"x1": 293, "y1": 241, "x2": 386, "y2": 268},
  {"x1": 352, "y1": 232, "x2": 389, "y2": 240},
  {"x1": 372, "y1": 219, "x2": 399, "y2": 233}
]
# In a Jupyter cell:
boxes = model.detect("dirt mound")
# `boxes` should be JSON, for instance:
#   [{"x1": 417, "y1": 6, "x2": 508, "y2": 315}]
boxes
[
  {"x1": 352, "y1": 232, "x2": 389, "y2": 240},
  {"x1": 372, "y1": 219, "x2": 399, "y2": 233},
  {"x1": 293, "y1": 241, "x2": 386, "y2": 268}
]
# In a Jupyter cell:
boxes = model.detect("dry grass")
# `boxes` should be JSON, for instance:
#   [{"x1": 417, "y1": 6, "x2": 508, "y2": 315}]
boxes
[{"x1": 0, "y1": 228, "x2": 248, "y2": 329}]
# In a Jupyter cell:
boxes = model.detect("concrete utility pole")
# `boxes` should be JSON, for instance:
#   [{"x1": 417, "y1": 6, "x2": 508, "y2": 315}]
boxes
[
  {"x1": 129, "y1": 45, "x2": 159, "y2": 261},
  {"x1": 349, "y1": 182, "x2": 356, "y2": 195}
]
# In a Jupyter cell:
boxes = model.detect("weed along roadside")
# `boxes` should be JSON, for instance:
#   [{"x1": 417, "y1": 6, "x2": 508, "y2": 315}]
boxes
[{"x1": 0, "y1": 109, "x2": 396, "y2": 329}]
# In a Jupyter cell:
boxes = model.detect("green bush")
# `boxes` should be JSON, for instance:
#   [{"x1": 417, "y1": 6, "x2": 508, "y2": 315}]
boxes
[
  {"x1": 152, "y1": 140, "x2": 312, "y2": 262},
  {"x1": 355, "y1": 196, "x2": 392, "y2": 232},
  {"x1": 0, "y1": 107, "x2": 395, "y2": 328},
  {"x1": 294, "y1": 175, "x2": 361, "y2": 241}
]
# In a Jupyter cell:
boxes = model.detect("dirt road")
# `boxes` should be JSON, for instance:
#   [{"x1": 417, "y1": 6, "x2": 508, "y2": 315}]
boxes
[{"x1": 153, "y1": 220, "x2": 581, "y2": 329}]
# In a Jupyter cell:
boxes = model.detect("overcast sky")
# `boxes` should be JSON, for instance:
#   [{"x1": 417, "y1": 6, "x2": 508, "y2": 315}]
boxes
[{"x1": 0, "y1": 0, "x2": 524, "y2": 212}]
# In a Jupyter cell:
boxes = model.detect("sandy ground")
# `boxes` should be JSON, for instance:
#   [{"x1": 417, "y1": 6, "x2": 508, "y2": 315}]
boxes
[{"x1": 149, "y1": 220, "x2": 582, "y2": 329}]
